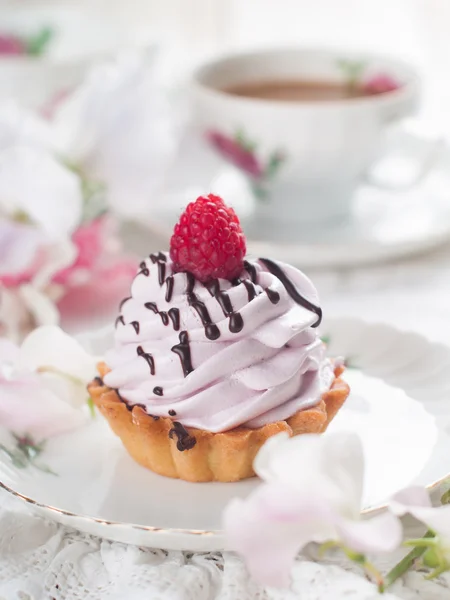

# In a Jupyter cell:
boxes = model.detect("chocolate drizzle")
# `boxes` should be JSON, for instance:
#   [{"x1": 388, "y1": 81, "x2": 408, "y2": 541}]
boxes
[
  {"x1": 137, "y1": 345, "x2": 155, "y2": 375},
  {"x1": 265, "y1": 287, "x2": 280, "y2": 304},
  {"x1": 145, "y1": 302, "x2": 158, "y2": 313},
  {"x1": 131, "y1": 321, "x2": 140, "y2": 334},
  {"x1": 171, "y1": 331, "x2": 193, "y2": 376},
  {"x1": 165, "y1": 276, "x2": 174, "y2": 302},
  {"x1": 153, "y1": 386, "x2": 163, "y2": 396},
  {"x1": 259, "y1": 257, "x2": 322, "y2": 327},
  {"x1": 150, "y1": 252, "x2": 167, "y2": 264},
  {"x1": 139, "y1": 261, "x2": 150, "y2": 276},
  {"x1": 169, "y1": 421, "x2": 196, "y2": 451},
  {"x1": 168, "y1": 409, "x2": 177, "y2": 416},
  {"x1": 244, "y1": 260, "x2": 257, "y2": 283},
  {"x1": 115, "y1": 315, "x2": 125, "y2": 327},
  {"x1": 157, "y1": 261, "x2": 166, "y2": 286},
  {"x1": 204, "y1": 278, "x2": 244, "y2": 333},
  {"x1": 242, "y1": 279, "x2": 257, "y2": 301},
  {"x1": 119, "y1": 296, "x2": 131, "y2": 310},
  {"x1": 94, "y1": 376, "x2": 104, "y2": 386},
  {"x1": 145, "y1": 302, "x2": 175, "y2": 329},
  {"x1": 186, "y1": 274, "x2": 220, "y2": 340},
  {"x1": 168, "y1": 308, "x2": 180, "y2": 331}
]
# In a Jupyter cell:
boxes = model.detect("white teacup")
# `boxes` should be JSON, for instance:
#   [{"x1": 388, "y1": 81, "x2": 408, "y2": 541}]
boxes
[{"x1": 191, "y1": 48, "x2": 419, "y2": 232}]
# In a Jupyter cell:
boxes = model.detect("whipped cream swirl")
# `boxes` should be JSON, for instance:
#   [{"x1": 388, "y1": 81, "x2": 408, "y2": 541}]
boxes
[{"x1": 104, "y1": 253, "x2": 334, "y2": 432}]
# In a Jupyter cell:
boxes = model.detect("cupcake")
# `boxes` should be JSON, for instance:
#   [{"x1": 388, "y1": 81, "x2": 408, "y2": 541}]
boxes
[{"x1": 88, "y1": 194, "x2": 349, "y2": 482}]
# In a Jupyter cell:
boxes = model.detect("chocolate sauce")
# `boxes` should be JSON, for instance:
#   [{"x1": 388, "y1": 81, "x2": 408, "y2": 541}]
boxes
[
  {"x1": 153, "y1": 386, "x2": 163, "y2": 396},
  {"x1": 151, "y1": 415, "x2": 160, "y2": 421},
  {"x1": 185, "y1": 274, "x2": 220, "y2": 340},
  {"x1": 115, "y1": 315, "x2": 125, "y2": 327},
  {"x1": 145, "y1": 302, "x2": 158, "y2": 313},
  {"x1": 157, "y1": 261, "x2": 166, "y2": 286},
  {"x1": 204, "y1": 279, "x2": 220, "y2": 296},
  {"x1": 169, "y1": 421, "x2": 196, "y2": 451},
  {"x1": 131, "y1": 321, "x2": 140, "y2": 334},
  {"x1": 186, "y1": 272, "x2": 195, "y2": 294},
  {"x1": 204, "y1": 280, "x2": 244, "y2": 334},
  {"x1": 150, "y1": 252, "x2": 167, "y2": 264},
  {"x1": 165, "y1": 276, "x2": 174, "y2": 302},
  {"x1": 139, "y1": 261, "x2": 150, "y2": 276},
  {"x1": 242, "y1": 279, "x2": 257, "y2": 301},
  {"x1": 259, "y1": 257, "x2": 322, "y2": 327},
  {"x1": 146, "y1": 302, "x2": 178, "y2": 330},
  {"x1": 94, "y1": 376, "x2": 103, "y2": 386},
  {"x1": 188, "y1": 293, "x2": 220, "y2": 340},
  {"x1": 168, "y1": 308, "x2": 180, "y2": 331},
  {"x1": 244, "y1": 260, "x2": 258, "y2": 283},
  {"x1": 168, "y1": 409, "x2": 177, "y2": 416},
  {"x1": 137, "y1": 345, "x2": 155, "y2": 375},
  {"x1": 171, "y1": 331, "x2": 193, "y2": 376},
  {"x1": 265, "y1": 287, "x2": 280, "y2": 304},
  {"x1": 119, "y1": 296, "x2": 131, "y2": 310}
]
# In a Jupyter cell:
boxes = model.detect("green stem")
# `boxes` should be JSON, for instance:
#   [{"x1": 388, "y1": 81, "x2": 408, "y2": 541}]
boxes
[{"x1": 384, "y1": 530, "x2": 434, "y2": 589}]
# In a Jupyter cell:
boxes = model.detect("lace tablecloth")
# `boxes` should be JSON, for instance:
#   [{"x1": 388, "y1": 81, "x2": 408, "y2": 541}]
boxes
[{"x1": 2, "y1": 244, "x2": 450, "y2": 600}]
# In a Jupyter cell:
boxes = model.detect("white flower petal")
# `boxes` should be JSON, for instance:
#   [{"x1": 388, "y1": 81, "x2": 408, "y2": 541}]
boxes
[
  {"x1": 223, "y1": 483, "x2": 336, "y2": 588},
  {"x1": 17, "y1": 325, "x2": 97, "y2": 383},
  {"x1": 254, "y1": 431, "x2": 364, "y2": 513},
  {"x1": 0, "y1": 101, "x2": 54, "y2": 152},
  {"x1": 0, "y1": 375, "x2": 85, "y2": 440},
  {"x1": 335, "y1": 511, "x2": 403, "y2": 554},
  {"x1": 0, "y1": 221, "x2": 46, "y2": 276},
  {"x1": 390, "y1": 487, "x2": 450, "y2": 540},
  {"x1": 53, "y1": 52, "x2": 176, "y2": 217},
  {"x1": 0, "y1": 338, "x2": 19, "y2": 365},
  {"x1": 0, "y1": 146, "x2": 83, "y2": 237},
  {"x1": 18, "y1": 286, "x2": 60, "y2": 328}
]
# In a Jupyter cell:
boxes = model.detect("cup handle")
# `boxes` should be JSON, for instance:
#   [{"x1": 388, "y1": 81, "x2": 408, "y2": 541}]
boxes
[{"x1": 364, "y1": 126, "x2": 446, "y2": 192}]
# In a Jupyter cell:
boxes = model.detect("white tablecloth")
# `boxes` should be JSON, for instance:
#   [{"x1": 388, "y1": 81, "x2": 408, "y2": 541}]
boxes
[{"x1": 2, "y1": 244, "x2": 450, "y2": 599}]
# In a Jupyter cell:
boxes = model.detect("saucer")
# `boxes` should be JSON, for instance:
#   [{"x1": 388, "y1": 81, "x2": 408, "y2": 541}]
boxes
[
  {"x1": 145, "y1": 127, "x2": 450, "y2": 269},
  {"x1": 1, "y1": 318, "x2": 449, "y2": 551}
]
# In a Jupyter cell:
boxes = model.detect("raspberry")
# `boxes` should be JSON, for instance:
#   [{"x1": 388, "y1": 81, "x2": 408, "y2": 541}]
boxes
[{"x1": 170, "y1": 194, "x2": 247, "y2": 282}]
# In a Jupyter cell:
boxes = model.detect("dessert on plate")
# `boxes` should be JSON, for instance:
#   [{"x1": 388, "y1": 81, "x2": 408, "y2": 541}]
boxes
[{"x1": 88, "y1": 194, "x2": 349, "y2": 482}]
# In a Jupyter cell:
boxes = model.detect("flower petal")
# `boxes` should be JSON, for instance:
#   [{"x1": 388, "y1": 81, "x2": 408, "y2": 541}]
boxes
[
  {"x1": 16, "y1": 325, "x2": 97, "y2": 383},
  {"x1": 0, "y1": 101, "x2": 54, "y2": 152},
  {"x1": 335, "y1": 511, "x2": 403, "y2": 553},
  {"x1": 0, "y1": 146, "x2": 83, "y2": 237},
  {"x1": 0, "y1": 338, "x2": 19, "y2": 366},
  {"x1": 0, "y1": 221, "x2": 47, "y2": 277},
  {"x1": 0, "y1": 375, "x2": 85, "y2": 439},
  {"x1": 254, "y1": 431, "x2": 364, "y2": 513},
  {"x1": 18, "y1": 286, "x2": 60, "y2": 328},
  {"x1": 390, "y1": 487, "x2": 450, "y2": 540},
  {"x1": 223, "y1": 483, "x2": 336, "y2": 588}
]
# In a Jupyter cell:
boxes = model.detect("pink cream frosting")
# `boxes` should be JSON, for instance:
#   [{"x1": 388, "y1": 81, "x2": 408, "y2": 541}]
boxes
[{"x1": 104, "y1": 254, "x2": 334, "y2": 432}]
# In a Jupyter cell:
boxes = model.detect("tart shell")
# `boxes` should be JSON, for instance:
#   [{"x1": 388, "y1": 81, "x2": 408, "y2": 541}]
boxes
[{"x1": 88, "y1": 363, "x2": 350, "y2": 483}]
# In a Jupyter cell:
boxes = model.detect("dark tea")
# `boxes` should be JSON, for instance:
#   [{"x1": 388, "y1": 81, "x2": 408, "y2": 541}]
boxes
[{"x1": 223, "y1": 79, "x2": 370, "y2": 102}]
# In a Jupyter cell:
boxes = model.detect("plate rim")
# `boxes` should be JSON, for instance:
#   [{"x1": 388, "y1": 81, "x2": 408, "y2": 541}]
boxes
[{"x1": 2, "y1": 317, "x2": 450, "y2": 540}]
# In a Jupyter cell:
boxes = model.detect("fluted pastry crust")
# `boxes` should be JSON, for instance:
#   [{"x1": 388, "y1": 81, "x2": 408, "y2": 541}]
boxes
[{"x1": 88, "y1": 363, "x2": 349, "y2": 483}]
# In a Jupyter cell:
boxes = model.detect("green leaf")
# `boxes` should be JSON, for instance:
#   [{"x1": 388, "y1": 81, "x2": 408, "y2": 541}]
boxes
[
  {"x1": 26, "y1": 26, "x2": 54, "y2": 57},
  {"x1": 441, "y1": 488, "x2": 450, "y2": 505},
  {"x1": 87, "y1": 397, "x2": 96, "y2": 419}
]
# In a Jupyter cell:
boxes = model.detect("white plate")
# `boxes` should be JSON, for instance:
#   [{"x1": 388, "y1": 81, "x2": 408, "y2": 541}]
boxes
[
  {"x1": 145, "y1": 127, "x2": 450, "y2": 269},
  {"x1": 1, "y1": 318, "x2": 450, "y2": 551}
]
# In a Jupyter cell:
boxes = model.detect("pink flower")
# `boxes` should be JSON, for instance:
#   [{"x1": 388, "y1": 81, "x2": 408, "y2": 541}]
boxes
[
  {"x1": 363, "y1": 74, "x2": 400, "y2": 95},
  {"x1": 53, "y1": 216, "x2": 137, "y2": 319},
  {"x1": 0, "y1": 34, "x2": 26, "y2": 56},
  {"x1": 224, "y1": 432, "x2": 402, "y2": 588},
  {"x1": 0, "y1": 326, "x2": 97, "y2": 440},
  {"x1": 208, "y1": 131, "x2": 263, "y2": 178}
]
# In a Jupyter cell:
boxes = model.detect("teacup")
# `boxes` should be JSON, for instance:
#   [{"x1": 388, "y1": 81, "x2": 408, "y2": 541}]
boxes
[{"x1": 190, "y1": 48, "x2": 419, "y2": 234}]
